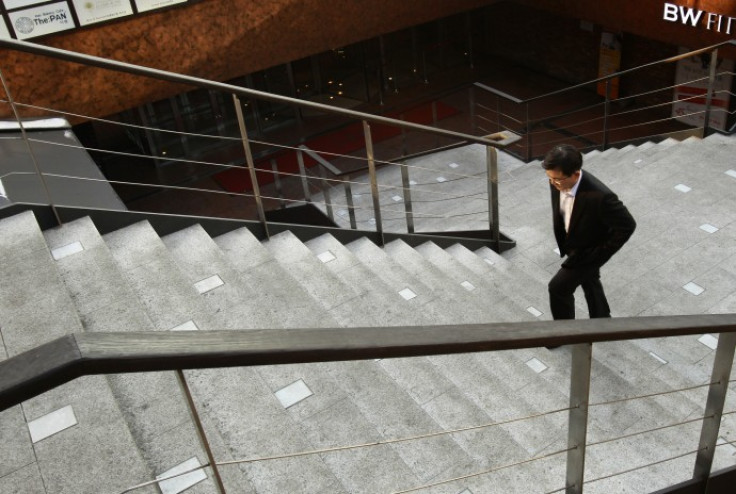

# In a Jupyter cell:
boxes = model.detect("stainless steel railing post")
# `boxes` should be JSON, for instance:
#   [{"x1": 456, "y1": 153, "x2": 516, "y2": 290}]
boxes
[
  {"x1": 318, "y1": 165, "x2": 334, "y2": 221},
  {"x1": 566, "y1": 343, "x2": 592, "y2": 494},
  {"x1": 525, "y1": 102, "x2": 532, "y2": 161},
  {"x1": 486, "y1": 145, "x2": 500, "y2": 251},
  {"x1": 344, "y1": 176, "x2": 357, "y2": 229},
  {"x1": 233, "y1": 95, "x2": 269, "y2": 238},
  {"x1": 702, "y1": 49, "x2": 718, "y2": 138},
  {"x1": 175, "y1": 370, "x2": 226, "y2": 494},
  {"x1": 270, "y1": 158, "x2": 286, "y2": 208},
  {"x1": 400, "y1": 163, "x2": 415, "y2": 233},
  {"x1": 693, "y1": 331, "x2": 736, "y2": 481},
  {"x1": 0, "y1": 67, "x2": 62, "y2": 226},
  {"x1": 362, "y1": 120, "x2": 383, "y2": 238},
  {"x1": 296, "y1": 148, "x2": 312, "y2": 203},
  {"x1": 602, "y1": 80, "x2": 611, "y2": 151}
]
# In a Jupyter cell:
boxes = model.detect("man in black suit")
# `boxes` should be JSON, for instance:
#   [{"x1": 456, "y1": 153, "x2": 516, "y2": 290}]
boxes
[{"x1": 542, "y1": 144, "x2": 636, "y2": 320}]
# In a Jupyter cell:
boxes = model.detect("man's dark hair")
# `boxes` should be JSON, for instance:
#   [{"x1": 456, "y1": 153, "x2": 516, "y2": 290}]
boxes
[{"x1": 542, "y1": 144, "x2": 583, "y2": 176}]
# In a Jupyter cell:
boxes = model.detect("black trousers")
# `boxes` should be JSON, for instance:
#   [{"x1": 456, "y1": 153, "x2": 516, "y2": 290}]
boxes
[{"x1": 548, "y1": 264, "x2": 611, "y2": 320}]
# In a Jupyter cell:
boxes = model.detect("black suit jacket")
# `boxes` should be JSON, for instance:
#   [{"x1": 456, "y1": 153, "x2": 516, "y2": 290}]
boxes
[{"x1": 551, "y1": 171, "x2": 636, "y2": 269}]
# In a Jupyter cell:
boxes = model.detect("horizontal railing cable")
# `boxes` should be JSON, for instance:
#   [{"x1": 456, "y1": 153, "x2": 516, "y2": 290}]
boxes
[
  {"x1": 524, "y1": 108, "x2": 710, "y2": 150},
  {"x1": 1, "y1": 99, "x2": 243, "y2": 143},
  {"x1": 588, "y1": 381, "x2": 715, "y2": 408},
  {"x1": 587, "y1": 415, "x2": 711, "y2": 449},
  {"x1": 14, "y1": 170, "x2": 488, "y2": 223},
  {"x1": 583, "y1": 447, "x2": 706, "y2": 489},
  {"x1": 115, "y1": 408, "x2": 736, "y2": 494},
  {"x1": 22, "y1": 134, "x2": 499, "y2": 209},
  {"x1": 118, "y1": 405, "x2": 573, "y2": 493},
  {"x1": 393, "y1": 446, "x2": 573, "y2": 494}
]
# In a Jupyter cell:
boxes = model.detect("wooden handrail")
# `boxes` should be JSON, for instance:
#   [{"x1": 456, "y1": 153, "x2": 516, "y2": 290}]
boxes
[{"x1": 2, "y1": 314, "x2": 735, "y2": 412}]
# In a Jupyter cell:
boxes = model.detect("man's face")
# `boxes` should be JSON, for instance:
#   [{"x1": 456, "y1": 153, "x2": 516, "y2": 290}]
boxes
[{"x1": 545, "y1": 168, "x2": 580, "y2": 191}]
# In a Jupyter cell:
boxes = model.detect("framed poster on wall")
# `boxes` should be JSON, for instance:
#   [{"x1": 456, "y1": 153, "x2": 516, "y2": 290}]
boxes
[
  {"x1": 1, "y1": 0, "x2": 192, "y2": 39},
  {"x1": 3, "y1": 0, "x2": 48, "y2": 9},
  {"x1": 72, "y1": 0, "x2": 133, "y2": 26},
  {"x1": 0, "y1": 16, "x2": 10, "y2": 39},
  {"x1": 8, "y1": 1, "x2": 74, "y2": 39},
  {"x1": 134, "y1": 0, "x2": 186, "y2": 14}
]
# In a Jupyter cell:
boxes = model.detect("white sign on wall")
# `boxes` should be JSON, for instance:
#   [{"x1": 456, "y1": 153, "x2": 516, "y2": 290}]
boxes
[
  {"x1": 672, "y1": 47, "x2": 734, "y2": 131},
  {"x1": 0, "y1": 17, "x2": 11, "y2": 39},
  {"x1": 8, "y1": 2, "x2": 74, "y2": 39},
  {"x1": 134, "y1": 0, "x2": 186, "y2": 14},
  {"x1": 72, "y1": 0, "x2": 133, "y2": 26},
  {"x1": 3, "y1": 0, "x2": 47, "y2": 9}
]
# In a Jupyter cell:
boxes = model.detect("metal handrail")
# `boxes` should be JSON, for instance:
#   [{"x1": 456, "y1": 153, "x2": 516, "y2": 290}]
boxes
[
  {"x1": 0, "y1": 38, "x2": 503, "y2": 149},
  {"x1": 473, "y1": 40, "x2": 736, "y2": 159},
  {"x1": 2, "y1": 313, "x2": 735, "y2": 412},
  {"x1": 523, "y1": 40, "x2": 736, "y2": 104}
]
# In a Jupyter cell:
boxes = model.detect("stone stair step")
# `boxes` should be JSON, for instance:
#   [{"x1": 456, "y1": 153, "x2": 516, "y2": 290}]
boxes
[
  {"x1": 414, "y1": 241, "x2": 537, "y2": 322},
  {"x1": 383, "y1": 239, "x2": 515, "y2": 323},
  {"x1": 0, "y1": 211, "x2": 83, "y2": 355},
  {"x1": 162, "y1": 224, "x2": 282, "y2": 330},
  {"x1": 104, "y1": 220, "x2": 216, "y2": 330},
  {"x1": 265, "y1": 230, "x2": 412, "y2": 327},
  {"x1": 305, "y1": 233, "x2": 447, "y2": 325},
  {"x1": 43, "y1": 216, "x2": 153, "y2": 333},
  {"x1": 346, "y1": 236, "x2": 488, "y2": 324},
  {"x1": 100, "y1": 220, "x2": 244, "y2": 491},
  {"x1": 448, "y1": 243, "x2": 549, "y2": 320},
  {"x1": 0, "y1": 212, "x2": 155, "y2": 493},
  {"x1": 214, "y1": 226, "x2": 339, "y2": 329}
]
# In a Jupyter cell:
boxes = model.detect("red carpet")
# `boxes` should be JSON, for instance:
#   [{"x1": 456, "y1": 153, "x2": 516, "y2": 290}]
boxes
[{"x1": 214, "y1": 101, "x2": 459, "y2": 193}]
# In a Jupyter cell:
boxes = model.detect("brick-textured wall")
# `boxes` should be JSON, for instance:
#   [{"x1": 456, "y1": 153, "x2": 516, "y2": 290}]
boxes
[{"x1": 0, "y1": 0, "x2": 493, "y2": 122}]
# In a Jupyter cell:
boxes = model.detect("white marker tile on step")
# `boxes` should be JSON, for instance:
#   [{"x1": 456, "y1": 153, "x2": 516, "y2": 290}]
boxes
[
  {"x1": 409, "y1": 180, "x2": 417, "y2": 186},
  {"x1": 460, "y1": 281, "x2": 475, "y2": 291},
  {"x1": 399, "y1": 288, "x2": 417, "y2": 300},
  {"x1": 634, "y1": 159, "x2": 643, "y2": 164},
  {"x1": 51, "y1": 241, "x2": 83, "y2": 260},
  {"x1": 699, "y1": 224, "x2": 719, "y2": 234},
  {"x1": 526, "y1": 306, "x2": 543, "y2": 317},
  {"x1": 391, "y1": 195, "x2": 403, "y2": 202},
  {"x1": 28, "y1": 405, "x2": 78, "y2": 443},
  {"x1": 171, "y1": 320, "x2": 199, "y2": 331},
  {"x1": 674, "y1": 184, "x2": 692, "y2": 193},
  {"x1": 317, "y1": 251, "x2": 337, "y2": 263},
  {"x1": 368, "y1": 218, "x2": 376, "y2": 225},
  {"x1": 436, "y1": 176, "x2": 447, "y2": 183},
  {"x1": 725, "y1": 169, "x2": 736, "y2": 179},
  {"x1": 683, "y1": 282, "x2": 704, "y2": 296},
  {"x1": 448, "y1": 162, "x2": 459, "y2": 168},
  {"x1": 156, "y1": 457, "x2": 207, "y2": 494},
  {"x1": 275, "y1": 379, "x2": 313, "y2": 408},
  {"x1": 526, "y1": 357, "x2": 548, "y2": 373},
  {"x1": 698, "y1": 334, "x2": 718, "y2": 350},
  {"x1": 649, "y1": 352, "x2": 668, "y2": 364},
  {"x1": 194, "y1": 275, "x2": 224, "y2": 294},
  {"x1": 483, "y1": 258, "x2": 495, "y2": 266}
]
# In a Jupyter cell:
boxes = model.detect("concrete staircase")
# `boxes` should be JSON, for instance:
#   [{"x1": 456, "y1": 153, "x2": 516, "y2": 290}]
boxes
[{"x1": 1, "y1": 134, "x2": 736, "y2": 494}]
